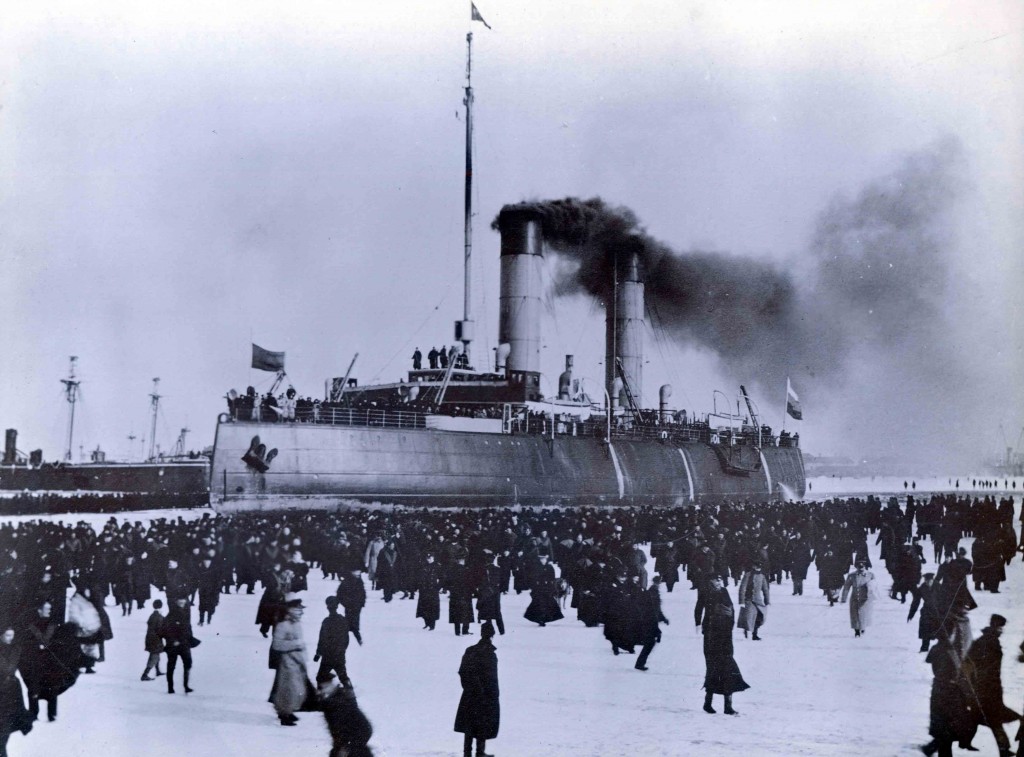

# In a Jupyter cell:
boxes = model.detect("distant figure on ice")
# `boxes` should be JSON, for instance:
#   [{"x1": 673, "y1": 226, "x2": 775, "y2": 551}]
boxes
[
  {"x1": 319, "y1": 671, "x2": 374, "y2": 757},
  {"x1": 841, "y1": 559, "x2": 877, "y2": 638},
  {"x1": 694, "y1": 575, "x2": 748, "y2": 715},
  {"x1": 140, "y1": 599, "x2": 165, "y2": 681},
  {"x1": 455, "y1": 621, "x2": 499, "y2": 757}
]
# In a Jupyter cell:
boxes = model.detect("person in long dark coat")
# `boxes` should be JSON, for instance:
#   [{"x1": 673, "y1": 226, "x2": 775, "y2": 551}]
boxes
[
  {"x1": 959, "y1": 614, "x2": 1019, "y2": 755},
  {"x1": 448, "y1": 556, "x2": 475, "y2": 637},
  {"x1": 893, "y1": 543, "x2": 924, "y2": 603},
  {"x1": 454, "y1": 621, "x2": 499, "y2": 757},
  {"x1": 787, "y1": 533, "x2": 813, "y2": 596},
  {"x1": 0, "y1": 627, "x2": 32, "y2": 757},
  {"x1": 523, "y1": 554, "x2": 563, "y2": 627},
  {"x1": 132, "y1": 550, "x2": 154, "y2": 609},
  {"x1": 476, "y1": 557, "x2": 505, "y2": 636},
  {"x1": 816, "y1": 547, "x2": 846, "y2": 606},
  {"x1": 694, "y1": 575, "x2": 748, "y2": 715},
  {"x1": 162, "y1": 596, "x2": 195, "y2": 695},
  {"x1": 603, "y1": 572, "x2": 637, "y2": 654},
  {"x1": 375, "y1": 543, "x2": 400, "y2": 603},
  {"x1": 654, "y1": 541, "x2": 680, "y2": 592},
  {"x1": 196, "y1": 558, "x2": 222, "y2": 626},
  {"x1": 18, "y1": 601, "x2": 80, "y2": 723},
  {"x1": 112, "y1": 555, "x2": 137, "y2": 617},
  {"x1": 416, "y1": 553, "x2": 443, "y2": 631},
  {"x1": 634, "y1": 576, "x2": 669, "y2": 671},
  {"x1": 337, "y1": 569, "x2": 366, "y2": 645},
  {"x1": 908, "y1": 573, "x2": 941, "y2": 653},
  {"x1": 921, "y1": 631, "x2": 975, "y2": 757},
  {"x1": 140, "y1": 599, "x2": 165, "y2": 680},
  {"x1": 256, "y1": 567, "x2": 292, "y2": 638}
]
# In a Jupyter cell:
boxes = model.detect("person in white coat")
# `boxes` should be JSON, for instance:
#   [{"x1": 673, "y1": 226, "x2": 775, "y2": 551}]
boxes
[
  {"x1": 737, "y1": 563, "x2": 770, "y2": 640},
  {"x1": 269, "y1": 595, "x2": 311, "y2": 726},
  {"x1": 840, "y1": 559, "x2": 878, "y2": 638}
]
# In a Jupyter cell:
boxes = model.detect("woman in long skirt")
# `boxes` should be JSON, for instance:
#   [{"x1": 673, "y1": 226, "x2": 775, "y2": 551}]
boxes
[{"x1": 523, "y1": 555, "x2": 564, "y2": 627}]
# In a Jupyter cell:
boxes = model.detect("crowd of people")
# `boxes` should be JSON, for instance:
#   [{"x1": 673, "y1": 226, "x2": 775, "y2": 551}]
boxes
[{"x1": 0, "y1": 491, "x2": 1019, "y2": 755}]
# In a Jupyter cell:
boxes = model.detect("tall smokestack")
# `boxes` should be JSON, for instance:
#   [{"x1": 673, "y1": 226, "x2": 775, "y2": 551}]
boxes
[
  {"x1": 3, "y1": 429, "x2": 15, "y2": 465},
  {"x1": 605, "y1": 250, "x2": 644, "y2": 408},
  {"x1": 497, "y1": 207, "x2": 545, "y2": 380}
]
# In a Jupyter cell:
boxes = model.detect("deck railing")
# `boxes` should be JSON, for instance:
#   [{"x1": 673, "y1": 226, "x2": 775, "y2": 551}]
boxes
[{"x1": 222, "y1": 406, "x2": 797, "y2": 448}]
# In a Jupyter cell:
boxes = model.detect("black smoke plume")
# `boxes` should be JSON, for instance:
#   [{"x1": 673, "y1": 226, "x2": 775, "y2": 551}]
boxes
[{"x1": 493, "y1": 140, "x2": 965, "y2": 455}]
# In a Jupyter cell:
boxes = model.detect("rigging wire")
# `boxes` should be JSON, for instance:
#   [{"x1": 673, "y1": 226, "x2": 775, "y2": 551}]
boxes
[
  {"x1": 368, "y1": 287, "x2": 452, "y2": 385},
  {"x1": 646, "y1": 295, "x2": 693, "y2": 412}
]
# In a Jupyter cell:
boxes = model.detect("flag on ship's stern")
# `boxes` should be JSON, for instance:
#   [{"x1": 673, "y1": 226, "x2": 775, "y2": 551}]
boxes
[
  {"x1": 786, "y1": 378, "x2": 803, "y2": 420},
  {"x1": 252, "y1": 344, "x2": 285, "y2": 372}
]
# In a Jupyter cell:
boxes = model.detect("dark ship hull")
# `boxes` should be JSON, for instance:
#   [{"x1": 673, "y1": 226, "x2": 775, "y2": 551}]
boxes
[{"x1": 210, "y1": 417, "x2": 804, "y2": 512}]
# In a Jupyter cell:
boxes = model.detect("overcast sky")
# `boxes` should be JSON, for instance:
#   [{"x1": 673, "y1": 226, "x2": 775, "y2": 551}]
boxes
[{"x1": 1, "y1": 1, "x2": 1021, "y2": 468}]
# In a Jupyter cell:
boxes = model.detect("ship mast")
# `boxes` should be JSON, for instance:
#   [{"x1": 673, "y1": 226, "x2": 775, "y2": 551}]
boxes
[
  {"x1": 456, "y1": 31, "x2": 475, "y2": 367},
  {"x1": 148, "y1": 378, "x2": 161, "y2": 461},
  {"x1": 60, "y1": 356, "x2": 80, "y2": 462}
]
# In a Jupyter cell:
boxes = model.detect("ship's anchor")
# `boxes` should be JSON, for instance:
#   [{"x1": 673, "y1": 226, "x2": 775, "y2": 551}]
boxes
[{"x1": 242, "y1": 435, "x2": 278, "y2": 473}]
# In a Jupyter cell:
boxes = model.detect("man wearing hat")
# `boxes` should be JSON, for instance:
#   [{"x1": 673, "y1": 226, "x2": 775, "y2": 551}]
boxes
[
  {"x1": 161, "y1": 596, "x2": 195, "y2": 695},
  {"x1": 455, "y1": 621, "x2": 499, "y2": 757},
  {"x1": 448, "y1": 552, "x2": 475, "y2": 637},
  {"x1": 959, "y1": 614, "x2": 1020, "y2": 756},
  {"x1": 908, "y1": 573, "x2": 941, "y2": 653}
]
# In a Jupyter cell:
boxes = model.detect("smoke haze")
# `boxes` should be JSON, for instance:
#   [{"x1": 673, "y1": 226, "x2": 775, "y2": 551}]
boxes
[{"x1": 499, "y1": 140, "x2": 980, "y2": 465}]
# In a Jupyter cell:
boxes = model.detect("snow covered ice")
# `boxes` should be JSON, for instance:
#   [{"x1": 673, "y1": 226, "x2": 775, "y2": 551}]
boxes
[{"x1": 9, "y1": 487, "x2": 1024, "y2": 757}]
